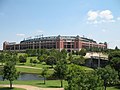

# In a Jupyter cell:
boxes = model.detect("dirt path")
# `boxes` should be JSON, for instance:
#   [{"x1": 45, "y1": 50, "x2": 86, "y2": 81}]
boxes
[{"x1": 0, "y1": 85, "x2": 64, "y2": 90}]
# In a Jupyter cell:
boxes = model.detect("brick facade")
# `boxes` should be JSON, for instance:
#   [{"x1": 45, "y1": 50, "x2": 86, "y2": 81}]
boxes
[{"x1": 3, "y1": 35, "x2": 107, "y2": 52}]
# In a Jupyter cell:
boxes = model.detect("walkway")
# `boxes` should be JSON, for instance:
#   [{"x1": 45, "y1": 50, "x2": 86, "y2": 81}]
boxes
[
  {"x1": 0, "y1": 85, "x2": 64, "y2": 90},
  {"x1": 16, "y1": 65, "x2": 42, "y2": 69},
  {"x1": 16, "y1": 66, "x2": 53, "y2": 70}
]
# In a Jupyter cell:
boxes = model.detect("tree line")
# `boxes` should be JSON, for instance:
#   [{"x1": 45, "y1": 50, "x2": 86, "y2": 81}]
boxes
[{"x1": 0, "y1": 47, "x2": 120, "y2": 89}]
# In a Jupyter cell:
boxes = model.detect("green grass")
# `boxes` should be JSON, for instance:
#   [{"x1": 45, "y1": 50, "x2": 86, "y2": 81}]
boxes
[
  {"x1": 79, "y1": 65, "x2": 94, "y2": 71},
  {"x1": 67, "y1": 64, "x2": 94, "y2": 71},
  {"x1": 0, "y1": 80, "x2": 119, "y2": 89},
  {"x1": 16, "y1": 67, "x2": 54, "y2": 75},
  {"x1": 17, "y1": 53, "x2": 27, "y2": 56},
  {"x1": 16, "y1": 64, "x2": 92, "y2": 74},
  {"x1": 16, "y1": 67, "x2": 41, "y2": 74},
  {"x1": 0, "y1": 87, "x2": 26, "y2": 90},
  {"x1": 17, "y1": 63, "x2": 51, "y2": 69},
  {"x1": 26, "y1": 56, "x2": 39, "y2": 65},
  {"x1": 0, "y1": 80, "x2": 67, "y2": 88},
  {"x1": 72, "y1": 55, "x2": 80, "y2": 58},
  {"x1": 107, "y1": 86, "x2": 120, "y2": 90},
  {"x1": 17, "y1": 55, "x2": 52, "y2": 68}
]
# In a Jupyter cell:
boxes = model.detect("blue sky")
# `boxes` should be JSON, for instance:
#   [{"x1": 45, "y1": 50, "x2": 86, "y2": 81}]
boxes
[{"x1": 0, "y1": 0, "x2": 120, "y2": 49}]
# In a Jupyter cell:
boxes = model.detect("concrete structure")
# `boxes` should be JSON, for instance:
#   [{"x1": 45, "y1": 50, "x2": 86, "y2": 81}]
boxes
[{"x1": 3, "y1": 35, "x2": 107, "y2": 52}]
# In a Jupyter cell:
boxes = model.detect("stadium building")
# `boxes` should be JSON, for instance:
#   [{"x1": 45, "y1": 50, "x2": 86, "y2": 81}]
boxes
[{"x1": 3, "y1": 35, "x2": 107, "y2": 52}]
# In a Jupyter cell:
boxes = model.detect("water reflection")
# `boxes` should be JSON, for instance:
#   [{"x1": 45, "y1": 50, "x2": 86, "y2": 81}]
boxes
[{"x1": 0, "y1": 73, "x2": 44, "y2": 81}]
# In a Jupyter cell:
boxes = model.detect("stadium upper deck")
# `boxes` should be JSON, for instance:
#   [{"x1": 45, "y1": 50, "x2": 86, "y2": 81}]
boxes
[{"x1": 3, "y1": 35, "x2": 107, "y2": 52}]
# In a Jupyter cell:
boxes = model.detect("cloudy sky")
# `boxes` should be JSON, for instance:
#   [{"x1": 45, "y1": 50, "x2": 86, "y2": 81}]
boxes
[{"x1": 0, "y1": 0, "x2": 120, "y2": 49}]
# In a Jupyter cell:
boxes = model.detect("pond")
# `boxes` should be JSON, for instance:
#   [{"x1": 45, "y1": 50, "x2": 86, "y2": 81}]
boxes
[{"x1": 0, "y1": 73, "x2": 44, "y2": 81}]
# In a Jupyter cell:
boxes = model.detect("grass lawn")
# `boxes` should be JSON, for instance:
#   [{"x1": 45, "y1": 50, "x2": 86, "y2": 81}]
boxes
[
  {"x1": 17, "y1": 62, "x2": 51, "y2": 69},
  {"x1": 0, "y1": 80, "x2": 119, "y2": 90},
  {"x1": 17, "y1": 56, "x2": 52, "y2": 68},
  {"x1": 17, "y1": 53, "x2": 26, "y2": 57},
  {"x1": 79, "y1": 65, "x2": 94, "y2": 71},
  {"x1": 0, "y1": 80, "x2": 67, "y2": 88},
  {"x1": 0, "y1": 87, "x2": 26, "y2": 90},
  {"x1": 67, "y1": 64, "x2": 94, "y2": 71},
  {"x1": 107, "y1": 86, "x2": 120, "y2": 90},
  {"x1": 16, "y1": 67, "x2": 41, "y2": 74},
  {"x1": 16, "y1": 64, "x2": 93, "y2": 74},
  {"x1": 16, "y1": 67, "x2": 54, "y2": 75}
]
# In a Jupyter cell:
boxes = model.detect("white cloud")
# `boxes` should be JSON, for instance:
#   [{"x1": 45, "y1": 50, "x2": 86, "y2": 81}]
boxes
[
  {"x1": 99, "y1": 10, "x2": 113, "y2": 20},
  {"x1": 117, "y1": 17, "x2": 120, "y2": 20},
  {"x1": 87, "y1": 10, "x2": 115, "y2": 24},
  {"x1": 16, "y1": 34, "x2": 25, "y2": 37},
  {"x1": 87, "y1": 10, "x2": 98, "y2": 21}
]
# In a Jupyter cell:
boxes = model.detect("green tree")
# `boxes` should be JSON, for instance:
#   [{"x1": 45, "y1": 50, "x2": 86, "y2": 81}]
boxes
[
  {"x1": 96, "y1": 66, "x2": 119, "y2": 90},
  {"x1": 76, "y1": 50, "x2": 79, "y2": 55},
  {"x1": 2, "y1": 56, "x2": 19, "y2": 89},
  {"x1": 79, "y1": 48, "x2": 86, "y2": 56},
  {"x1": 49, "y1": 48, "x2": 57, "y2": 56},
  {"x1": 41, "y1": 67, "x2": 48, "y2": 84},
  {"x1": 54, "y1": 59, "x2": 67, "y2": 87},
  {"x1": 115, "y1": 46, "x2": 119, "y2": 50},
  {"x1": 66, "y1": 64, "x2": 103, "y2": 90},
  {"x1": 61, "y1": 49, "x2": 67, "y2": 59},
  {"x1": 42, "y1": 48, "x2": 50, "y2": 56},
  {"x1": 109, "y1": 51, "x2": 120, "y2": 78},
  {"x1": 55, "y1": 51, "x2": 62, "y2": 61},
  {"x1": 0, "y1": 53, "x2": 5, "y2": 65},
  {"x1": 45, "y1": 56, "x2": 57, "y2": 68},
  {"x1": 4, "y1": 53, "x2": 18, "y2": 65},
  {"x1": 37, "y1": 55, "x2": 44, "y2": 63},
  {"x1": 68, "y1": 53, "x2": 73, "y2": 63},
  {"x1": 87, "y1": 71, "x2": 103, "y2": 90},
  {"x1": 30, "y1": 58, "x2": 33, "y2": 66},
  {"x1": 37, "y1": 54, "x2": 48, "y2": 63},
  {"x1": 33, "y1": 59, "x2": 37, "y2": 66},
  {"x1": 72, "y1": 50, "x2": 75, "y2": 55},
  {"x1": 71, "y1": 56, "x2": 85, "y2": 65},
  {"x1": 109, "y1": 51, "x2": 120, "y2": 59},
  {"x1": 26, "y1": 49, "x2": 32, "y2": 56},
  {"x1": 19, "y1": 55, "x2": 27, "y2": 64}
]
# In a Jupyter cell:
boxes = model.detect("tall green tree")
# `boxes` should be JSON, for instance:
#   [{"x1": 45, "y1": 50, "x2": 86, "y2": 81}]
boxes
[
  {"x1": 79, "y1": 48, "x2": 86, "y2": 56},
  {"x1": 30, "y1": 58, "x2": 33, "y2": 66},
  {"x1": 37, "y1": 54, "x2": 47, "y2": 63},
  {"x1": 49, "y1": 48, "x2": 57, "y2": 56},
  {"x1": 33, "y1": 59, "x2": 37, "y2": 66},
  {"x1": 54, "y1": 59, "x2": 67, "y2": 87},
  {"x1": 96, "y1": 66, "x2": 119, "y2": 90},
  {"x1": 2, "y1": 55, "x2": 19, "y2": 89},
  {"x1": 19, "y1": 55, "x2": 27, "y2": 64},
  {"x1": 66, "y1": 64, "x2": 103, "y2": 90},
  {"x1": 76, "y1": 50, "x2": 79, "y2": 55},
  {"x1": 115, "y1": 46, "x2": 119, "y2": 50},
  {"x1": 68, "y1": 53, "x2": 73, "y2": 63},
  {"x1": 4, "y1": 53, "x2": 18, "y2": 65},
  {"x1": 45, "y1": 56, "x2": 57, "y2": 68},
  {"x1": 108, "y1": 51, "x2": 120, "y2": 60},
  {"x1": 61, "y1": 49, "x2": 67, "y2": 59},
  {"x1": 0, "y1": 53, "x2": 5, "y2": 65},
  {"x1": 109, "y1": 51, "x2": 120, "y2": 78},
  {"x1": 41, "y1": 67, "x2": 48, "y2": 84},
  {"x1": 71, "y1": 56, "x2": 85, "y2": 65}
]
